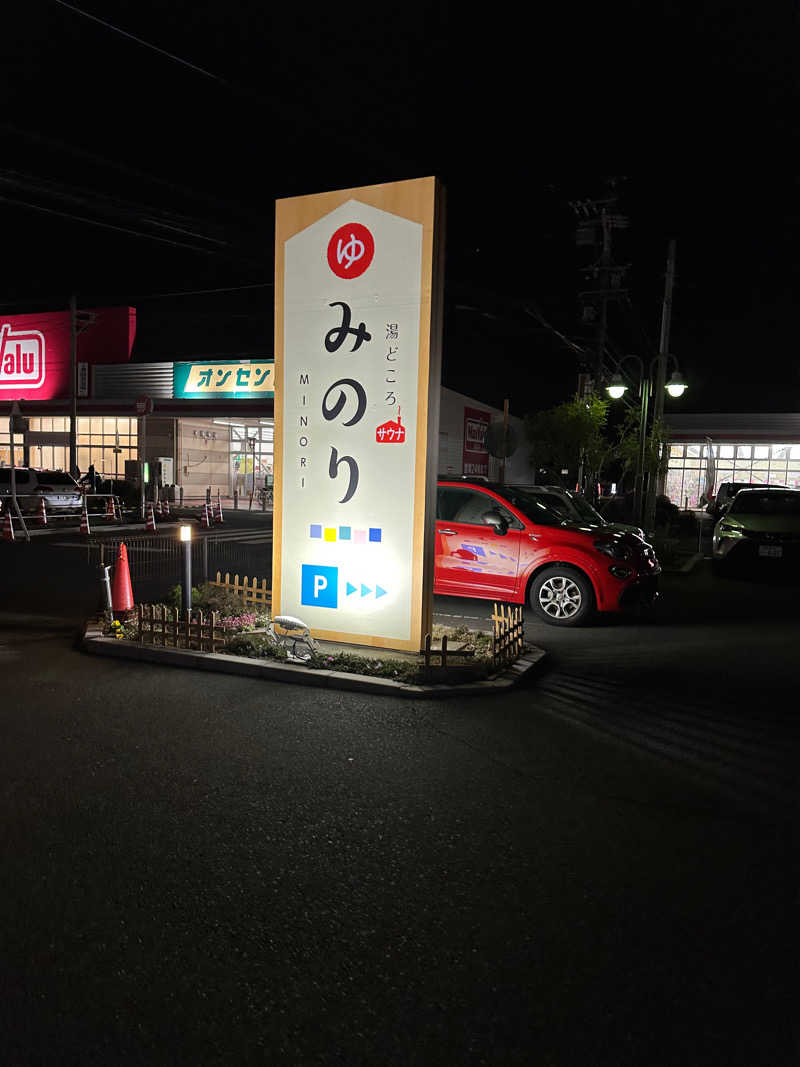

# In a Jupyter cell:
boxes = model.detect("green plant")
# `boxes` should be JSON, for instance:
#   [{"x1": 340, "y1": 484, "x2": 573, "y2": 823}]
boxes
[
  {"x1": 525, "y1": 393, "x2": 611, "y2": 486},
  {"x1": 225, "y1": 635, "x2": 289, "y2": 661},
  {"x1": 431, "y1": 623, "x2": 493, "y2": 659}
]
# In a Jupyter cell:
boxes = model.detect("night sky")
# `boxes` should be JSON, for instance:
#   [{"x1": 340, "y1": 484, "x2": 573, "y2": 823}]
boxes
[{"x1": 3, "y1": 1, "x2": 800, "y2": 415}]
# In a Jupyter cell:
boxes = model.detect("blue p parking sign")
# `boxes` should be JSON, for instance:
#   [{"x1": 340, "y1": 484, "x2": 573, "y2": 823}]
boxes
[{"x1": 301, "y1": 565, "x2": 339, "y2": 609}]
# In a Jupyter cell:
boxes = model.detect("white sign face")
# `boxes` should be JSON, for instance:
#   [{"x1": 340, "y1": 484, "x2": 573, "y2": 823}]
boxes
[{"x1": 280, "y1": 199, "x2": 424, "y2": 643}]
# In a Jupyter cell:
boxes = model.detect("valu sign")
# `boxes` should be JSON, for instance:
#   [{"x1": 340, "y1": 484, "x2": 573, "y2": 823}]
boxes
[
  {"x1": 0, "y1": 307, "x2": 135, "y2": 400},
  {"x1": 273, "y1": 177, "x2": 445, "y2": 651}
]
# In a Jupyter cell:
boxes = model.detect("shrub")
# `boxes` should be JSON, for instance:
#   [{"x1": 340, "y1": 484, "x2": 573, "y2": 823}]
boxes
[
  {"x1": 220, "y1": 613, "x2": 257, "y2": 632},
  {"x1": 166, "y1": 582, "x2": 250, "y2": 616},
  {"x1": 225, "y1": 635, "x2": 289, "y2": 661}
]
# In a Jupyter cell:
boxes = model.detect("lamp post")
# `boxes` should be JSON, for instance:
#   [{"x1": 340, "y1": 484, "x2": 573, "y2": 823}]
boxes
[
  {"x1": 179, "y1": 525, "x2": 193, "y2": 613},
  {"x1": 606, "y1": 356, "x2": 687, "y2": 530}
]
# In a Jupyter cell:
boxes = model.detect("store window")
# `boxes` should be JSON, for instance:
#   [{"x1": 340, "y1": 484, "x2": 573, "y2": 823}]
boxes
[
  {"x1": 228, "y1": 422, "x2": 274, "y2": 495},
  {"x1": 24, "y1": 416, "x2": 137, "y2": 477},
  {"x1": 0, "y1": 430, "x2": 24, "y2": 467},
  {"x1": 666, "y1": 439, "x2": 800, "y2": 505}
]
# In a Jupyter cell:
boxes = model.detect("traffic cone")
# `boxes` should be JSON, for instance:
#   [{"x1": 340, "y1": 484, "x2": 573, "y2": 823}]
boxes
[
  {"x1": 80, "y1": 505, "x2": 91, "y2": 536},
  {"x1": 37, "y1": 496, "x2": 47, "y2": 526},
  {"x1": 214, "y1": 498, "x2": 224, "y2": 524},
  {"x1": 2, "y1": 511, "x2": 14, "y2": 541},
  {"x1": 156, "y1": 498, "x2": 163, "y2": 517},
  {"x1": 105, "y1": 497, "x2": 115, "y2": 520},
  {"x1": 162, "y1": 497, "x2": 170, "y2": 516},
  {"x1": 200, "y1": 502, "x2": 210, "y2": 529},
  {"x1": 145, "y1": 503, "x2": 156, "y2": 532},
  {"x1": 111, "y1": 542, "x2": 134, "y2": 614}
]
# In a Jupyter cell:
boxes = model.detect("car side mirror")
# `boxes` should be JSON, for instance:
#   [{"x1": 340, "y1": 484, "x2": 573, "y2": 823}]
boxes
[{"x1": 482, "y1": 510, "x2": 508, "y2": 535}]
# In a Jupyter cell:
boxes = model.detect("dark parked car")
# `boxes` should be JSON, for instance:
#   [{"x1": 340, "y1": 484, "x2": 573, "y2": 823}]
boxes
[
  {"x1": 0, "y1": 467, "x2": 82, "y2": 515},
  {"x1": 707, "y1": 481, "x2": 786, "y2": 520}
]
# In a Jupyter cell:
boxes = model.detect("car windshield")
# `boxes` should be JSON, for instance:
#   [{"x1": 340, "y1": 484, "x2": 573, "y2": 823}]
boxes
[
  {"x1": 562, "y1": 491, "x2": 606, "y2": 523},
  {"x1": 503, "y1": 488, "x2": 597, "y2": 527},
  {"x1": 0, "y1": 468, "x2": 31, "y2": 485},
  {"x1": 730, "y1": 491, "x2": 800, "y2": 516},
  {"x1": 37, "y1": 471, "x2": 78, "y2": 487}
]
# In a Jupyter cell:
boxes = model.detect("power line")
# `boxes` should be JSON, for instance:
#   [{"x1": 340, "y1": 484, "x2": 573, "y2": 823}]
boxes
[
  {"x1": 0, "y1": 193, "x2": 216, "y2": 254},
  {"x1": 50, "y1": 0, "x2": 224, "y2": 83},
  {"x1": 137, "y1": 282, "x2": 272, "y2": 300}
]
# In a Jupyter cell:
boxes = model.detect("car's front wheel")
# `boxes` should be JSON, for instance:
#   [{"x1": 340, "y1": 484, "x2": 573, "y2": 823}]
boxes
[{"x1": 529, "y1": 565, "x2": 595, "y2": 627}]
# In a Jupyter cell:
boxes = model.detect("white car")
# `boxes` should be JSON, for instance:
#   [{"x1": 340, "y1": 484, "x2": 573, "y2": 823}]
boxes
[{"x1": 0, "y1": 468, "x2": 83, "y2": 515}]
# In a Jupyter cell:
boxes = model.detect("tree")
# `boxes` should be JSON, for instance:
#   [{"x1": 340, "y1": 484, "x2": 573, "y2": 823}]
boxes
[
  {"x1": 525, "y1": 394, "x2": 611, "y2": 486},
  {"x1": 613, "y1": 408, "x2": 670, "y2": 489}
]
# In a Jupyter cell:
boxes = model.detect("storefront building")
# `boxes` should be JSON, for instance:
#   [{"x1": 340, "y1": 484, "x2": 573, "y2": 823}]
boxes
[
  {"x1": 1, "y1": 307, "x2": 532, "y2": 495},
  {"x1": 664, "y1": 413, "x2": 800, "y2": 507}
]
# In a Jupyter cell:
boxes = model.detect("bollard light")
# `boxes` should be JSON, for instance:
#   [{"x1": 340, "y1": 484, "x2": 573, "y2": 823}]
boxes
[{"x1": 179, "y1": 525, "x2": 193, "y2": 611}]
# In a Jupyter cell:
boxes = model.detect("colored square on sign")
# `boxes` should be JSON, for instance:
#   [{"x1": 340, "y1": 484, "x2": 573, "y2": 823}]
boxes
[
  {"x1": 301, "y1": 564, "x2": 338, "y2": 609},
  {"x1": 369, "y1": 528, "x2": 382, "y2": 543},
  {"x1": 309, "y1": 524, "x2": 322, "y2": 539},
  {"x1": 339, "y1": 526, "x2": 351, "y2": 540},
  {"x1": 354, "y1": 529, "x2": 367, "y2": 544},
  {"x1": 324, "y1": 527, "x2": 336, "y2": 542}
]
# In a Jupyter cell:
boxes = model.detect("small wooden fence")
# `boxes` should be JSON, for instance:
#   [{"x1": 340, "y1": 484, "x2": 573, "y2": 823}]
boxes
[
  {"x1": 137, "y1": 604, "x2": 226, "y2": 652},
  {"x1": 491, "y1": 603, "x2": 524, "y2": 670},
  {"x1": 210, "y1": 571, "x2": 272, "y2": 610}
]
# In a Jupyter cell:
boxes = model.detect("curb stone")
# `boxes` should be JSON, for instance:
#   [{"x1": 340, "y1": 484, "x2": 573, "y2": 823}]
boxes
[{"x1": 81, "y1": 622, "x2": 548, "y2": 699}]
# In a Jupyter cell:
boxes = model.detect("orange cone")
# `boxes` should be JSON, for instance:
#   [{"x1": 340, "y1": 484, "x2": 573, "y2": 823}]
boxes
[
  {"x1": 2, "y1": 511, "x2": 14, "y2": 541},
  {"x1": 156, "y1": 498, "x2": 163, "y2": 516},
  {"x1": 162, "y1": 498, "x2": 170, "y2": 516},
  {"x1": 145, "y1": 503, "x2": 156, "y2": 531},
  {"x1": 111, "y1": 542, "x2": 134, "y2": 613},
  {"x1": 105, "y1": 497, "x2": 115, "y2": 520},
  {"x1": 37, "y1": 496, "x2": 47, "y2": 526},
  {"x1": 79, "y1": 505, "x2": 91, "y2": 536},
  {"x1": 200, "y1": 503, "x2": 210, "y2": 529}
]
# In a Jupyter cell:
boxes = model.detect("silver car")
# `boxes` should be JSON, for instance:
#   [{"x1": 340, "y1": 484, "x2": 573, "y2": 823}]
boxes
[{"x1": 0, "y1": 467, "x2": 83, "y2": 515}]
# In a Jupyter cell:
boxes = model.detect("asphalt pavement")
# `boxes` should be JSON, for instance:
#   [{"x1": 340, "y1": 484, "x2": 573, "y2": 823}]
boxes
[{"x1": 1, "y1": 541, "x2": 799, "y2": 1064}]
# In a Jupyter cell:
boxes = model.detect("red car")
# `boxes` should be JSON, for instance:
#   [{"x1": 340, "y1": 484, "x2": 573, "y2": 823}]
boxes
[{"x1": 434, "y1": 480, "x2": 660, "y2": 626}]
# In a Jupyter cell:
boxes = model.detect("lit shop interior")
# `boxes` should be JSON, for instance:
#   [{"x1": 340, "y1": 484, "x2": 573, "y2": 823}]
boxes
[{"x1": 666, "y1": 441, "x2": 800, "y2": 508}]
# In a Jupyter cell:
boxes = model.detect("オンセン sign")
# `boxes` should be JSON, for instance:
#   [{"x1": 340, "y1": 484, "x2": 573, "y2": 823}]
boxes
[{"x1": 273, "y1": 178, "x2": 445, "y2": 652}]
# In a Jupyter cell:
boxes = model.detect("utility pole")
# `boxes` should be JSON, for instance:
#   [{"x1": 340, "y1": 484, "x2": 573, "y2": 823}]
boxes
[
  {"x1": 644, "y1": 240, "x2": 677, "y2": 532},
  {"x1": 69, "y1": 294, "x2": 78, "y2": 477},
  {"x1": 571, "y1": 180, "x2": 630, "y2": 389}
]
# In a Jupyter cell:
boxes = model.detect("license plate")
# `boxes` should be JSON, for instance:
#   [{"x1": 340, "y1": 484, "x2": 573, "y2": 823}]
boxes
[{"x1": 758, "y1": 545, "x2": 783, "y2": 558}]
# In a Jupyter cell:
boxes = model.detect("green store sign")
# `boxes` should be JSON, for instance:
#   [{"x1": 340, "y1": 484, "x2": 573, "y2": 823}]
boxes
[{"x1": 173, "y1": 360, "x2": 274, "y2": 399}]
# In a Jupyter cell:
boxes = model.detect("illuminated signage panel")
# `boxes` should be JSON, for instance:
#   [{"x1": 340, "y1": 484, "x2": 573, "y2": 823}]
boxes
[
  {"x1": 0, "y1": 307, "x2": 135, "y2": 400},
  {"x1": 173, "y1": 360, "x2": 274, "y2": 399},
  {"x1": 273, "y1": 178, "x2": 444, "y2": 652}
]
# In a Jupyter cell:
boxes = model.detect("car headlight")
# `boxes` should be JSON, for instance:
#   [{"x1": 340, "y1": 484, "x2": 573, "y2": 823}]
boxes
[
  {"x1": 594, "y1": 539, "x2": 632, "y2": 560},
  {"x1": 718, "y1": 523, "x2": 741, "y2": 536}
]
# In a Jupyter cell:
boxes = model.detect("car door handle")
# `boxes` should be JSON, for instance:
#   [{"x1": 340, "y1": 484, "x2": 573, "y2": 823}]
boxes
[{"x1": 437, "y1": 528, "x2": 456, "y2": 535}]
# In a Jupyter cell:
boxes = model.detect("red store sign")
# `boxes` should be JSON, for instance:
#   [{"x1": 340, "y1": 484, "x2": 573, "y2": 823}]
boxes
[{"x1": 0, "y1": 307, "x2": 136, "y2": 400}]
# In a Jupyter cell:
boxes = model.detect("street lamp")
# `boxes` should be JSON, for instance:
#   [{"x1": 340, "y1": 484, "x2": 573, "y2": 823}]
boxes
[
  {"x1": 179, "y1": 525, "x2": 193, "y2": 613},
  {"x1": 606, "y1": 373, "x2": 628, "y2": 400},
  {"x1": 665, "y1": 370, "x2": 688, "y2": 398},
  {"x1": 605, "y1": 354, "x2": 687, "y2": 527}
]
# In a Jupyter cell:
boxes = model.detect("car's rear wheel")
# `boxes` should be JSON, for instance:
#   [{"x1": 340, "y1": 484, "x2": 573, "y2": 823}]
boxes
[{"x1": 529, "y1": 565, "x2": 595, "y2": 627}]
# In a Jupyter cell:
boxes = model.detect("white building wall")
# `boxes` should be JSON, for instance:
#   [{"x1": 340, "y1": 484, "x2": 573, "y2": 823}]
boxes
[{"x1": 437, "y1": 387, "x2": 532, "y2": 483}]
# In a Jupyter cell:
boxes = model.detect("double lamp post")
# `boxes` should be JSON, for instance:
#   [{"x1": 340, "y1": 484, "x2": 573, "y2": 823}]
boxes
[{"x1": 605, "y1": 356, "x2": 687, "y2": 529}]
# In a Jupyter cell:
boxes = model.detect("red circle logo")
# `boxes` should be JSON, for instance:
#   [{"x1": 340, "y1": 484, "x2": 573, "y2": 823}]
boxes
[{"x1": 327, "y1": 222, "x2": 374, "y2": 279}]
